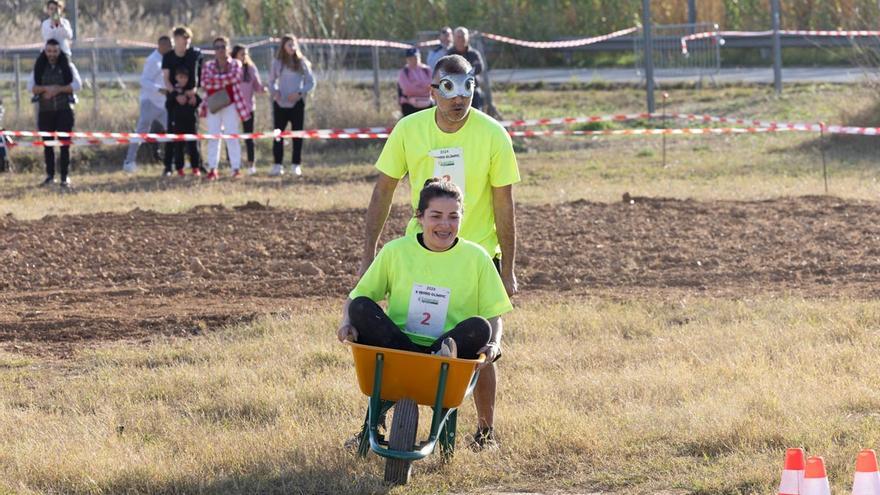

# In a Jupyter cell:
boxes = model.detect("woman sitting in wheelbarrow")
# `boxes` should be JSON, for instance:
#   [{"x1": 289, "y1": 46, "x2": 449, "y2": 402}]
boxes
[{"x1": 337, "y1": 177, "x2": 511, "y2": 365}]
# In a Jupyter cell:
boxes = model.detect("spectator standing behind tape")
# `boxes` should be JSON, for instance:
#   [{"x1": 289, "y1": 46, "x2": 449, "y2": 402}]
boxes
[
  {"x1": 199, "y1": 36, "x2": 248, "y2": 180},
  {"x1": 28, "y1": 38, "x2": 82, "y2": 190},
  {"x1": 268, "y1": 34, "x2": 315, "y2": 177},
  {"x1": 426, "y1": 26, "x2": 453, "y2": 71},
  {"x1": 122, "y1": 36, "x2": 172, "y2": 174},
  {"x1": 41, "y1": 0, "x2": 73, "y2": 57},
  {"x1": 398, "y1": 47, "x2": 433, "y2": 117},
  {"x1": 165, "y1": 67, "x2": 202, "y2": 177},
  {"x1": 448, "y1": 27, "x2": 486, "y2": 111},
  {"x1": 162, "y1": 26, "x2": 203, "y2": 177},
  {"x1": 0, "y1": 97, "x2": 8, "y2": 173},
  {"x1": 231, "y1": 44, "x2": 265, "y2": 175}
]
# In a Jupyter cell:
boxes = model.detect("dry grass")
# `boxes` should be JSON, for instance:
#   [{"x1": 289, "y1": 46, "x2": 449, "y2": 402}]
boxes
[{"x1": 1, "y1": 296, "x2": 879, "y2": 493}]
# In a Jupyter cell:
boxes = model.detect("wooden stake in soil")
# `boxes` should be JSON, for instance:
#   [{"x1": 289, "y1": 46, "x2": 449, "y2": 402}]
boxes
[{"x1": 820, "y1": 122, "x2": 828, "y2": 194}]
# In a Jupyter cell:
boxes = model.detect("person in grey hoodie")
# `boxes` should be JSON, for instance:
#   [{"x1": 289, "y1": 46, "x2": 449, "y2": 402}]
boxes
[{"x1": 268, "y1": 34, "x2": 315, "y2": 177}]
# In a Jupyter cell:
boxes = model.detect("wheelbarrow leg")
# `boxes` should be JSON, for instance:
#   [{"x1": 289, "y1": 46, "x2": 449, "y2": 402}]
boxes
[{"x1": 439, "y1": 409, "x2": 458, "y2": 460}]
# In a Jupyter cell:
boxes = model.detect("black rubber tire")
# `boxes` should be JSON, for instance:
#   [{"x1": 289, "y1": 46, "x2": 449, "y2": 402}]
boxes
[{"x1": 384, "y1": 398, "x2": 418, "y2": 485}]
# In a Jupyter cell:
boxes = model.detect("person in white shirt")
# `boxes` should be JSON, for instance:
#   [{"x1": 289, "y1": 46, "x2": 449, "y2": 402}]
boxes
[
  {"x1": 426, "y1": 26, "x2": 453, "y2": 71},
  {"x1": 123, "y1": 36, "x2": 172, "y2": 173},
  {"x1": 41, "y1": 0, "x2": 74, "y2": 57}
]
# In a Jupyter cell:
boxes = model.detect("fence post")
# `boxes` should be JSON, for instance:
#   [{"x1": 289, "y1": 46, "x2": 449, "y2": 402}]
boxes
[
  {"x1": 91, "y1": 46, "x2": 99, "y2": 120},
  {"x1": 642, "y1": 0, "x2": 656, "y2": 113},
  {"x1": 371, "y1": 45, "x2": 381, "y2": 114},
  {"x1": 688, "y1": 0, "x2": 697, "y2": 32},
  {"x1": 772, "y1": 0, "x2": 783, "y2": 94},
  {"x1": 13, "y1": 54, "x2": 21, "y2": 118}
]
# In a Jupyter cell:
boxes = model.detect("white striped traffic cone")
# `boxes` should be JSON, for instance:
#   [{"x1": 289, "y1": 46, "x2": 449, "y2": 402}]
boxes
[
  {"x1": 853, "y1": 449, "x2": 880, "y2": 495},
  {"x1": 803, "y1": 456, "x2": 832, "y2": 495},
  {"x1": 779, "y1": 447, "x2": 806, "y2": 495}
]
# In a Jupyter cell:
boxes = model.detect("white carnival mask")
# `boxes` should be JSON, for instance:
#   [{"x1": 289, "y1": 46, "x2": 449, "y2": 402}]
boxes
[{"x1": 431, "y1": 70, "x2": 476, "y2": 99}]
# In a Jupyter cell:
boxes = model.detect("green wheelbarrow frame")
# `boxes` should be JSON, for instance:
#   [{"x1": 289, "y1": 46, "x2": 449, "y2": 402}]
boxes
[{"x1": 355, "y1": 352, "x2": 482, "y2": 461}]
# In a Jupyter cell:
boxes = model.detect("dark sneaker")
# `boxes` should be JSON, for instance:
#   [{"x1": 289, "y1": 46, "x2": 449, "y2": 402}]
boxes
[
  {"x1": 162, "y1": 169, "x2": 173, "y2": 177},
  {"x1": 469, "y1": 426, "x2": 499, "y2": 451},
  {"x1": 39, "y1": 176, "x2": 55, "y2": 187},
  {"x1": 59, "y1": 178, "x2": 72, "y2": 190}
]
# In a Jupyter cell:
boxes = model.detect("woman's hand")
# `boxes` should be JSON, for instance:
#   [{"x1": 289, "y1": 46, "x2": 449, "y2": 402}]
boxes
[
  {"x1": 476, "y1": 342, "x2": 500, "y2": 369},
  {"x1": 287, "y1": 92, "x2": 301, "y2": 104},
  {"x1": 272, "y1": 93, "x2": 281, "y2": 104},
  {"x1": 337, "y1": 323, "x2": 358, "y2": 343}
]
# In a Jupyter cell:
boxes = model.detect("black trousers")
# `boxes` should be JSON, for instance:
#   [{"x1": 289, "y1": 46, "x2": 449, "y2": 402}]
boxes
[
  {"x1": 165, "y1": 115, "x2": 201, "y2": 172},
  {"x1": 242, "y1": 115, "x2": 255, "y2": 163},
  {"x1": 348, "y1": 297, "x2": 491, "y2": 360},
  {"x1": 273, "y1": 100, "x2": 304, "y2": 165},
  {"x1": 38, "y1": 108, "x2": 74, "y2": 180}
]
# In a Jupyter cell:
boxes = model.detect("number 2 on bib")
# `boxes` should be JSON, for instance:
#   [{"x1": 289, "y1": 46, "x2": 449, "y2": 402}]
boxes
[{"x1": 406, "y1": 283, "x2": 451, "y2": 338}]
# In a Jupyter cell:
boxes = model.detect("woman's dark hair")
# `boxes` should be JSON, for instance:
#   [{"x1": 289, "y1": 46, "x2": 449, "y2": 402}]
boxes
[
  {"x1": 231, "y1": 45, "x2": 254, "y2": 82},
  {"x1": 416, "y1": 177, "x2": 462, "y2": 216},
  {"x1": 276, "y1": 34, "x2": 311, "y2": 72}
]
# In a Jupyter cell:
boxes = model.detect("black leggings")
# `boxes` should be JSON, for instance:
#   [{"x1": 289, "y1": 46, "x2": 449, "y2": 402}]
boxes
[
  {"x1": 38, "y1": 109, "x2": 74, "y2": 180},
  {"x1": 348, "y1": 297, "x2": 491, "y2": 359},
  {"x1": 273, "y1": 100, "x2": 304, "y2": 165},
  {"x1": 242, "y1": 115, "x2": 255, "y2": 163}
]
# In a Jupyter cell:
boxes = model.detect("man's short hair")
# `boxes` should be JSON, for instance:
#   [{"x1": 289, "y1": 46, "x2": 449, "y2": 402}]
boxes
[
  {"x1": 440, "y1": 26, "x2": 452, "y2": 35},
  {"x1": 454, "y1": 27, "x2": 469, "y2": 37},
  {"x1": 432, "y1": 54, "x2": 472, "y2": 79},
  {"x1": 172, "y1": 26, "x2": 193, "y2": 39},
  {"x1": 158, "y1": 35, "x2": 171, "y2": 44},
  {"x1": 45, "y1": 38, "x2": 61, "y2": 47},
  {"x1": 47, "y1": 0, "x2": 63, "y2": 8}
]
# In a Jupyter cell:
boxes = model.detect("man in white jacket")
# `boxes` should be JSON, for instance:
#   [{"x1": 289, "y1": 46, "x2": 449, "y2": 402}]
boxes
[
  {"x1": 41, "y1": 0, "x2": 73, "y2": 56},
  {"x1": 122, "y1": 36, "x2": 172, "y2": 173}
]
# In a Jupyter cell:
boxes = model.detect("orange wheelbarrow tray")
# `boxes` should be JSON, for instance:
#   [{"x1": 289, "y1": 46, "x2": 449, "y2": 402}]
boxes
[{"x1": 346, "y1": 341, "x2": 484, "y2": 462}]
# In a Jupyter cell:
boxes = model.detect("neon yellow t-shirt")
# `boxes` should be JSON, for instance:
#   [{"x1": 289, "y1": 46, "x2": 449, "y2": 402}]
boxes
[
  {"x1": 375, "y1": 107, "x2": 520, "y2": 257},
  {"x1": 349, "y1": 234, "x2": 513, "y2": 346}
]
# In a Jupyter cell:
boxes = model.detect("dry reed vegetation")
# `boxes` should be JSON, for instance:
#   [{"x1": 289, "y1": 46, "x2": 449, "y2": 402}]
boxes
[{"x1": 1, "y1": 297, "x2": 879, "y2": 493}]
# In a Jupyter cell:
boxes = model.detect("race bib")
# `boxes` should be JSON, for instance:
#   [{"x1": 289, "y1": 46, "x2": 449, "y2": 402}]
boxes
[
  {"x1": 405, "y1": 283, "x2": 452, "y2": 339},
  {"x1": 428, "y1": 147, "x2": 466, "y2": 196}
]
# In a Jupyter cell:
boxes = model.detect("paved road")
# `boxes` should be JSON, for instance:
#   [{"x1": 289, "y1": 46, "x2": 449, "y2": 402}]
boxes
[{"x1": 1, "y1": 67, "x2": 877, "y2": 87}]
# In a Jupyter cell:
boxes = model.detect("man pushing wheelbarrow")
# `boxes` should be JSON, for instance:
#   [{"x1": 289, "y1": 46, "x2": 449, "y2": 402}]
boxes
[{"x1": 338, "y1": 179, "x2": 514, "y2": 484}]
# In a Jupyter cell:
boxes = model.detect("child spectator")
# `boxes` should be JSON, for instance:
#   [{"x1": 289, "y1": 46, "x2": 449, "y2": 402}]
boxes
[{"x1": 165, "y1": 67, "x2": 202, "y2": 176}]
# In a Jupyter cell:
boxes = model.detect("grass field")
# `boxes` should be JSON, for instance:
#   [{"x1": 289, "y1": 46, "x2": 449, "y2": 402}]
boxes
[{"x1": 1, "y1": 83, "x2": 879, "y2": 494}]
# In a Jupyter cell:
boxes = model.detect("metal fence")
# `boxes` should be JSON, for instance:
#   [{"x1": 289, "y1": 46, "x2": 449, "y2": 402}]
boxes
[{"x1": 634, "y1": 23, "x2": 722, "y2": 84}]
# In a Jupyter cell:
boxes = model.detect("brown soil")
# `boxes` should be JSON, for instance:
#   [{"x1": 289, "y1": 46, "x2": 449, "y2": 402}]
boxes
[{"x1": 1, "y1": 195, "x2": 878, "y2": 356}]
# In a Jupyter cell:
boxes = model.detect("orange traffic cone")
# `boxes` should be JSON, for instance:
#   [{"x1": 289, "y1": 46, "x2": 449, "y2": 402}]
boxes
[
  {"x1": 803, "y1": 456, "x2": 832, "y2": 495},
  {"x1": 853, "y1": 449, "x2": 880, "y2": 495},
  {"x1": 779, "y1": 448, "x2": 806, "y2": 495}
]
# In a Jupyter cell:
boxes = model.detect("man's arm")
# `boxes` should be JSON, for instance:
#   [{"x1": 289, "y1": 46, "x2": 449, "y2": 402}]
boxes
[
  {"x1": 477, "y1": 316, "x2": 503, "y2": 369},
  {"x1": 492, "y1": 185, "x2": 517, "y2": 296},
  {"x1": 359, "y1": 172, "x2": 399, "y2": 275}
]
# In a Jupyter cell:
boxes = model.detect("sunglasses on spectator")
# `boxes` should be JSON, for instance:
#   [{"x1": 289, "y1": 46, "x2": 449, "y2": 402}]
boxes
[{"x1": 214, "y1": 44, "x2": 227, "y2": 50}]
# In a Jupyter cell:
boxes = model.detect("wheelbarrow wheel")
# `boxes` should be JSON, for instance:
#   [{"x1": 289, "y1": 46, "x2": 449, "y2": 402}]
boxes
[{"x1": 384, "y1": 398, "x2": 418, "y2": 485}]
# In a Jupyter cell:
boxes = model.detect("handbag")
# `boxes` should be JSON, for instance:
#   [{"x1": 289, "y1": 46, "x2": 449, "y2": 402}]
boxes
[{"x1": 206, "y1": 90, "x2": 231, "y2": 114}]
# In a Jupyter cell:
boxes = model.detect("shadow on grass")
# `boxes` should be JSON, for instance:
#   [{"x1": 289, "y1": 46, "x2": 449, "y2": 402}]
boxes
[{"x1": 46, "y1": 456, "x2": 397, "y2": 495}]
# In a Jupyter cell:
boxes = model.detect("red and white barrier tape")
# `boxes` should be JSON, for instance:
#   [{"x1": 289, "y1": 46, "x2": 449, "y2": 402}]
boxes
[
  {"x1": 681, "y1": 28, "x2": 880, "y2": 54},
  {"x1": 7, "y1": 109, "x2": 880, "y2": 147},
  {"x1": 480, "y1": 27, "x2": 638, "y2": 49}
]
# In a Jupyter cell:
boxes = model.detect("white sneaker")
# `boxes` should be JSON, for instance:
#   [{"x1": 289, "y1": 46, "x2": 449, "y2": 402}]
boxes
[
  {"x1": 122, "y1": 161, "x2": 137, "y2": 173},
  {"x1": 269, "y1": 164, "x2": 284, "y2": 176},
  {"x1": 247, "y1": 165, "x2": 258, "y2": 175},
  {"x1": 292, "y1": 164, "x2": 302, "y2": 176},
  {"x1": 435, "y1": 337, "x2": 457, "y2": 358}
]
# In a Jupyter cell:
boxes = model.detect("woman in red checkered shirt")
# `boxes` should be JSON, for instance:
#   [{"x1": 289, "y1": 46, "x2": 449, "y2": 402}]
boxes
[{"x1": 200, "y1": 36, "x2": 250, "y2": 180}]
